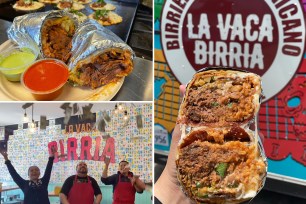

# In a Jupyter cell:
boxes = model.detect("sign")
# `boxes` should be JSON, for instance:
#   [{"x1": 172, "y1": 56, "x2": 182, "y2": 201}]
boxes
[
  {"x1": 161, "y1": 0, "x2": 305, "y2": 101},
  {"x1": 154, "y1": 125, "x2": 169, "y2": 146}
]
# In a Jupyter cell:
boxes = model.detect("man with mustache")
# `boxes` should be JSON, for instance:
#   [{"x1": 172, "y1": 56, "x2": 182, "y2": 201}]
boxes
[
  {"x1": 101, "y1": 158, "x2": 146, "y2": 204},
  {"x1": 59, "y1": 162, "x2": 102, "y2": 204}
]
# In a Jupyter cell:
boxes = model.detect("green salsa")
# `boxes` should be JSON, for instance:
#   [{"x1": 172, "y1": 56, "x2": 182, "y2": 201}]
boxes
[{"x1": 0, "y1": 49, "x2": 36, "y2": 81}]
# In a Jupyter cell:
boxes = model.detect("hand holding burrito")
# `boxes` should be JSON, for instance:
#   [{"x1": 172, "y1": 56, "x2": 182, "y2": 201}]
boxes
[{"x1": 176, "y1": 68, "x2": 267, "y2": 204}]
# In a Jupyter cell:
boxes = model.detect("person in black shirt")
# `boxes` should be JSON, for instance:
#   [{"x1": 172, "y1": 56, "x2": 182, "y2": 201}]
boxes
[
  {"x1": 59, "y1": 161, "x2": 102, "y2": 204},
  {"x1": 101, "y1": 158, "x2": 146, "y2": 204},
  {"x1": 0, "y1": 146, "x2": 56, "y2": 204}
]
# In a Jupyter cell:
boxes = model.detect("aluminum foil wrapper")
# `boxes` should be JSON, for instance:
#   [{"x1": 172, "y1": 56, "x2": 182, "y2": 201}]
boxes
[
  {"x1": 7, "y1": 10, "x2": 79, "y2": 57},
  {"x1": 68, "y1": 19, "x2": 135, "y2": 71}
]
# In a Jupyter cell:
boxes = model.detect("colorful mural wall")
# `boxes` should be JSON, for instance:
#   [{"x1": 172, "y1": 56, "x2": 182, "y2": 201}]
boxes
[
  {"x1": 154, "y1": 0, "x2": 306, "y2": 183},
  {"x1": 0, "y1": 104, "x2": 152, "y2": 184}
]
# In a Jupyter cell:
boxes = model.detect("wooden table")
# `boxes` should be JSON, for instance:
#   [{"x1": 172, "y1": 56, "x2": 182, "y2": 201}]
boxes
[{"x1": 0, "y1": 186, "x2": 20, "y2": 204}]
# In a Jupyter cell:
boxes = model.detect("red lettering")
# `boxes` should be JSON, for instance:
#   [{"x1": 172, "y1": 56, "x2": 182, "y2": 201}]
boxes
[
  {"x1": 101, "y1": 137, "x2": 115, "y2": 163},
  {"x1": 279, "y1": 4, "x2": 297, "y2": 19},
  {"x1": 166, "y1": 11, "x2": 180, "y2": 24},
  {"x1": 172, "y1": 0, "x2": 186, "y2": 10},
  {"x1": 48, "y1": 141, "x2": 59, "y2": 163},
  {"x1": 93, "y1": 137, "x2": 101, "y2": 161},
  {"x1": 59, "y1": 139, "x2": 66, "y2": 161},
  {"x1": 80, "y1": 136, "x2": 92, "y2": 160},
  {"x1": 165, "y1": 23, "x2": 178, "y2": 33},
  {"x1": 67, "y1": 137, "x2": 78, "y2": 160},
  {"x1": 283, "y1": 19, "x2": 301, "y2": 32},
  {"x1": 272, "y1": 0, "x2": 290, "y2": 9},
  {"x1": 167, "y1": 41, "x2": 180, "y2": 50},
  {"x1": 282, "y1": 44, "x2": 300, "y2": 56}
]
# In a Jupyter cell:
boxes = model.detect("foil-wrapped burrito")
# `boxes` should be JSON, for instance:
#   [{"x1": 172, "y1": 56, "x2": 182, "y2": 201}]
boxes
[
  {"x1": 68, "y1": 20, "x2": 134, "y2": 89},
  {"x1": 7, "y1": 10, "x2": 79, "y2": 63},
  {"x1": 8, "y1": 13, "x2": 134, "y2": 90},
  {"x1": 176, "y1": 68, "x2": 267, "y2": 204}
]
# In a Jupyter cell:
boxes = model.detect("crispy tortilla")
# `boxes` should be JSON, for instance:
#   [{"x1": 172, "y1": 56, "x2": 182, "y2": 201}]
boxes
[
  {"x1": 73, "y1": 0, "x2": 92, "y2": 4},
  {"x1": 13, "y1": 2, "x2": 44, "y2": 11},
  {"x1": 89, "y1": 3, "x2": 116, "y2": 10},
  {"x1": 57, "y1": 2, "x2": 85, "y2": 10},
  {"x1": 41, "y1": 16, "x2": 76, "y2": 63},
  {"x1": 69, "y1": 48, "x2": 133, "y2": 89},
  {"x1": 88, "y1": 12, "x2": 122, "y2": 26}
]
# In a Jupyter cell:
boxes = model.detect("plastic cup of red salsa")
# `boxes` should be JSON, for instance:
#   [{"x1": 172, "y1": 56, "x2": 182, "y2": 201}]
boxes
[{"x1": 21, "y1": 59, "x2": 69, "y2": 101}]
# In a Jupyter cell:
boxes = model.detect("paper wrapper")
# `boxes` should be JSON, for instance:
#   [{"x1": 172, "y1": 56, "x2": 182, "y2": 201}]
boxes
[
  {"x1": 176, "y1": 67, "x2": 267, "y2": 204},
  {"x1": 7, "y1": 10, "x2": 79, "y2": 57}
]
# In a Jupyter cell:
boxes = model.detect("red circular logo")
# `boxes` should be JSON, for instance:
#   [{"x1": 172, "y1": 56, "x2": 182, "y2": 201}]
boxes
[{"x1": 182, "y1": 0, "x2": 279, "y2": 76}]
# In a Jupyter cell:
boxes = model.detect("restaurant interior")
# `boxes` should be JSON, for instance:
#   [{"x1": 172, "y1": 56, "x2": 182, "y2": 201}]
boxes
[{"x1": 0, "y1": 102, "x2": 152, "y2": 204}]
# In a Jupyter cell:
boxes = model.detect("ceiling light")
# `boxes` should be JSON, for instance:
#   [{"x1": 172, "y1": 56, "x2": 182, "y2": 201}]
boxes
[
  {"x1": 23, "y1": 109, "x2": 29, "y2": 123},
  {"x1": 118, "y1": 103, "x2": 123, "y2": 111}
]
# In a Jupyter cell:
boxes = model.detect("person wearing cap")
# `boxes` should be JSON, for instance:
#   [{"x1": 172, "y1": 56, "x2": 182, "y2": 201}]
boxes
[
  {"x1": 59, "y1": 161, "x2": 102, "y2": 204},
  {"x1": 0, "y1": 146, "x2": 56, "y2": 204},
  {"x1": 101, "y1": 158, "x2": 146, "y2": 204}
]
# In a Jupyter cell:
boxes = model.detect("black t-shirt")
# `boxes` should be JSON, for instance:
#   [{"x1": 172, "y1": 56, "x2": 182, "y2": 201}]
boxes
[{"x1": 60, "y1": 175, "x2": 102, "y2": 196}]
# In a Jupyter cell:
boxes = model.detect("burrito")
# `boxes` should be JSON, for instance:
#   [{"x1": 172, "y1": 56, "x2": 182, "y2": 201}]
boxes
[
  {"x1": 68, "y1": 48, "x2": 133, "y2": 89},
  {"x1": 176, "y1": 68, "x2": 267, "y2": 204},
  {"x1": 41, "y1": 15, "x2": 77, "y2": 63}
]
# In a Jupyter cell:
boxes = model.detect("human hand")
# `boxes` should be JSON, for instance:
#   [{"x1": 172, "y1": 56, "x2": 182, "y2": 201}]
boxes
[
  {"x1": 49, "y1": 146, "x2": 57, "y2": 157},
  {"x1": 154, "y1": 85, "x2": 192, "y2": 204},
  {"x1": 104, "y1": 156, "x2": 110, "y2": 166},
  {"x1": 0, "y1": 149, "x2": 8, "y2": 161}
]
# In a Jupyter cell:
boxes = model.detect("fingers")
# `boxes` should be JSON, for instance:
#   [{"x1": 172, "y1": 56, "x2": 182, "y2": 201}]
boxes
[{"x1": 179, "y1": 84, "x2": 186, "y2": 103}]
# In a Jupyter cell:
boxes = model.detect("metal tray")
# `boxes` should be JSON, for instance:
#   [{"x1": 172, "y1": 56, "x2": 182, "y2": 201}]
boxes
[{"x1": 0, "y1": 0, "x2": 139, "y2": 42}]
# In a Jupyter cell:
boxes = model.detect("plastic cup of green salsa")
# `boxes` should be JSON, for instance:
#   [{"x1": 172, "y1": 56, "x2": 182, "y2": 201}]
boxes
[{"x1": 0, "y1": 46, "x2": 38, "y2": 82}]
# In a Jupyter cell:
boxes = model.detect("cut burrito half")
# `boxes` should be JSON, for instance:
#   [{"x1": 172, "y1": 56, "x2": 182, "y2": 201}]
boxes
[
  {"x1": 176, "y1": 127, "x2": 267, "y2": 204},
  {"x1": 177, "y1": 68, "x2": 262, "y2": 128},
  {"x1": 68, "y1": 48, "x2": 133, "y2": 89}
]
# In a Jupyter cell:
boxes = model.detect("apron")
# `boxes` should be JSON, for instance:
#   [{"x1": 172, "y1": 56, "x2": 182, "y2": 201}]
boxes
[
  {"x1": 68, "y1": 175, "x2": 94, "y2": 204},
  {"x1": 113, "y1": 174, "x2": 136, "y2": 204}
]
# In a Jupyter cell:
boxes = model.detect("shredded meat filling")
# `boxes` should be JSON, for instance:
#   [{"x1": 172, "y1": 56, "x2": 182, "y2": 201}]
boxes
[
  {"x1": 17, "y1": 0, "x2": 33, "y2": 6},
  {"x1": 177, "y1": 140, "x2": 266, "y2": 202},
  {"x1": 59, "y1": 2, "x2": 72, "y2": 8},
  {"x1": 185, "y1": 76, "x2": 257, "y2": 126},
  {"x1": 41, "y1": 18, "x2": 75, "y2": 63},
  {"x1": 76, "y1": 50, "x2": 132, "y2": 89}
]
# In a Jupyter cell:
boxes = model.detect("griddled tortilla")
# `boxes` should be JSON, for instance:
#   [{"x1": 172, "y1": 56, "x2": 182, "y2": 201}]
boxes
[
  {"x1": 73, "y1": 0, "x2": 92, "y2": 4},
  {"x1": 176, "y1": 68, "x2": 267, "y2": 204},
  {"x1": 69, "y1": 48, "x2": 133, "y2": 89},
  {"x1": 89, "y1": 3, "x2": 116, "y2": 10},
  {"x1": 39, "y1": 0, "x2": 60, "y2": 3},
  {"x1": 88, "y1": 12, "x2": 122, "y2": 26},
  {"x1": 13, "y1": 2, "x2": 44, "y2": 11},
  {"x1": 41, "y1": 15, "x2": 76, "y2": 63},
  {"x1": 57, "y1": 2, "x2": 85, "y2": 10}
]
